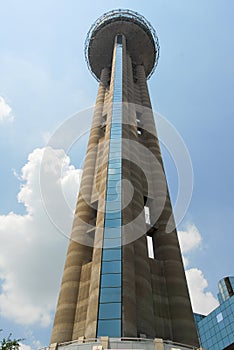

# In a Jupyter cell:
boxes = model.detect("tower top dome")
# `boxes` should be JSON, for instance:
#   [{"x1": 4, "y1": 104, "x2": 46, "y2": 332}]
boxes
[{"x1": 85, "y1": 9, "x2": 160, "y2": 81}]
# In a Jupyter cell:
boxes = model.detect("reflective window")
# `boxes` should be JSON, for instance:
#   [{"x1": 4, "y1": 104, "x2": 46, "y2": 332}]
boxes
[
  {"x1": 105, "y1": 211, "x2": 121, "y2": 219},
  {"x1": 216, "y1": 312, "x2": 223, "y2": 323},
  {"x1": 102, "y1": 249, "x2": 121, "y2": 261},
  {"x1": 98, "y1": 35, "x2": 122, "y2": 337},
  {"x1": 101, "y1": 273, "x2": 121, "y2": 287},
  {"x1": 104, "y1": 227, "x2": 121, "y2": 238},
  {"x1": 107, "y1": 174, "x2": 121, "y2": 181},
  {"x1": 110, "y1": 139, "x2": 121, "y2": 145},
  {"x1": 109, "y1": 158, "x2": 121, "y2": 164},
  {"x1": 99, "y1": 302, "x2": 121, "y2": 319},
  {"x1": 106, "y1": 201, "x2": 121, "y2": 212},
  {"x1": 105, "y1": 218, "x2": 121, "y2": 227},
  {"x1": 109, "y1": 151, "x2": 121, "y2": 157},
  {"x1": 108, "y1": 162, "x2": 121, "y2": 169},
  {"x1": 97, "y1": 319, "x2": 121, "y2": 337},
  {"x1": 106, "y1": 194, "x2": 119, "y2": 202},
  {"x1": 103, "y1": 238, "x2": 121, "y2": 249},
  {"x1": 100, "y1": 287, "x2": 121, "y2": 303},
  {"x1": 110, "y1": 134, "x2": 121, "y2": 139},
  {"x1": 107, "y1": 180, "x2": 120, "y2": 187},
  {"x1": 108, "y1": 168, "x2": 121, "y2": 175},
  {"x1": 102, "y1": 260, "x2": 121, "y2": 274},
  {"x1": 106, "y1": 187, "x2": 118, "y2": 195}
]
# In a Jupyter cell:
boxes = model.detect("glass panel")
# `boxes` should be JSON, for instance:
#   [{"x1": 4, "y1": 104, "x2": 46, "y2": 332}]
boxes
[
  {"x1": 101, "y1": 273, "x2": 121, "y2": 287},
  {"x1": 112, "y1": 122, "x2": 121, "y2": 127},
  {"x1": 107, "y1": 174, "x2": 121, "y2": 181},
  {"x1": 97, "y1": 319, "x2": 121, "y2": 337},
  {"x1": 107, "y1": 180, "x2": 120, "y2": 187},
  {"x1": 111, "y1": 127, "x2": 121, "y2": 132},
  {"x1": 104, "y1": 227, "x2": 121, "y2": 238},
  {"x1": 108, "y1": 158, "x2": 121, "y2": 164},
  {"x1": 106, "y1": 201, "x2": 121, "y2": 212},
  {"x1": 108, "y1": 162, "x2": 121, "y2": 168},
  {"x1": 110, "y1": 140, "x2": 121, "y2": 146},
  {"x1": 100, "y1": 287, "x2": 121, "y2": 303},
  {"x1": 102, "y1": 249, "x2": 121, "y2": 261},
  {"x1": 103, "y1": 238, "x2": 121, "y2": 248},
  {"x1": 109, "y1": 151, "x2": 121, "y2": 157},
  {"x1": 106, "y1": 194, "x2": 119, "y2": 202},
  {"x1": 106, "y1": 187, "x2": 119, "y2": 195},
  {"x1": 98, "y1": 35, "x2": 122, "y2": 337},
  {"x1": 102, "y1": 260, "x2": 121, "y2": 274},
  {"x1": 105, "y1": 211, "x2": 121, "y2": 219},
  {"x1": 99, "y1": 302, "x2": 121, "y2": 319},
  {"x1": 105, "y1": 218, "x2": 121, "y2": 228},
  {"x1": 110, "y1": 135, "x2": 121, "y2": 139},
  {"x1": 108, "y1": 168, "x2": 121, "y2": 175}
]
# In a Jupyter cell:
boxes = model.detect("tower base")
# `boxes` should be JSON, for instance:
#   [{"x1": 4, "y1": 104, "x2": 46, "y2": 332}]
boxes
[{"x1": 47, "y1": 337, "x2": 203, "y2": 350}]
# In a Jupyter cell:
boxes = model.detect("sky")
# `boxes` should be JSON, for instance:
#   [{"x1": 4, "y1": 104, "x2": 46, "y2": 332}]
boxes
[{"x1": 0, "y1": 0, "x2": 234, "y2": 349}]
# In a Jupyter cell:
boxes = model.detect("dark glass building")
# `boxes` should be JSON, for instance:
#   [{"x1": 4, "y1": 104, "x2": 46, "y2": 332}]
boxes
[{"x1": 50, "y1": 9, "x2": 200, "y2": 350}]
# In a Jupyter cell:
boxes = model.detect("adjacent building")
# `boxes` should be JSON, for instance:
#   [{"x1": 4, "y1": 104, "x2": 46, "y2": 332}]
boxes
[{"x1": 195, "y1": 276, "x2": 234, "y2": 350}]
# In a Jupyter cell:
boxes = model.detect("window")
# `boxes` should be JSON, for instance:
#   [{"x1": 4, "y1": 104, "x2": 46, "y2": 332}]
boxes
[
  {"x1": 144, "y1": 206, "x2": 150, "y2": 224},
  {"x1": 97, "y1": 319, "x2": 121, "y2": 337},
  {"x1": 104, "y1": 227, "x2": 121, "y2": 238},
  {"x1": 100, "y1": 114, "x2": 107, "y2": 132},
  {"x1": 103, "y1": 237, "x2": 121, "y2": 249},
  {"x1": 117, "y1": 34, "x2": 122, "y2": 44},
  {"x1": 105, "y1": 201, "x2": 121, "y2": 212},
  {"x1": 102, "y1": 249, "x2": 121, "y2": 261},
  {"x1": 216, "y1": 312, "x2": 223, "y2": 323},
  {"x1": 98, "y1": 33, "x2": 122, "y2": 338},
  {"x1": 105, "y1": 218, "x2": 121, "y2": 228},
  {"x1": 147, "y1": 236, "x2": 154, "y2": 258},
  {"x1": 100, "y1": 287, "x2": 121, "y2": 303},
  {"x1": 102, "y1": 260, "x2": 121, "y2": 274},
  {"x1": 101, "y1": 273, "x2": 121, "y2": 287},
  {"x1": 137, "y1": 128, "x2": 142, "y2": 135},
  {"x1": 136, "y1": 111, "x2": 142, "y2": 120},
  {"x1": 105, "y1": 211, "x2": 121, "y2": 219},
  {"x1": 99, "y1": 302, "x2": 121, "y2": 319},
  {"x1": 136, "y1": 111, "x2": 143, "y2": 134}
]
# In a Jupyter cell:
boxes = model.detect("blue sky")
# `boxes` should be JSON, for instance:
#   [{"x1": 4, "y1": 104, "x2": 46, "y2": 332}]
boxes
[{"x1": 0, "y1": 1, "x2": 234, "y2": 349}]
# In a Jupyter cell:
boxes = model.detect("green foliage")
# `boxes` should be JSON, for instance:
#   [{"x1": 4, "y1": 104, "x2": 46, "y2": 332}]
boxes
[{"x1": 0, "y1": 330, "x2": 24, "y2": 350}]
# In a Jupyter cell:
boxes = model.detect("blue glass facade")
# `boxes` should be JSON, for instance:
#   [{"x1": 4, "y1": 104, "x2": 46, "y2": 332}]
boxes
[
  {"x1": 195, "y1": 277, "x2": 234, "y2": 350},
  {"x1": 97, "y1": 35, "x2": 123, "y2": 337},
  {"x1": 218, "y1": 276, "x2": 234, "y2": 303}
]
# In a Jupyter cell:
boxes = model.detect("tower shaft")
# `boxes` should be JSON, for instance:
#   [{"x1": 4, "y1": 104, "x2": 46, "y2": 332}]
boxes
[{"x1": 50, "y1": 32, "x2": 199, "y2": 348}]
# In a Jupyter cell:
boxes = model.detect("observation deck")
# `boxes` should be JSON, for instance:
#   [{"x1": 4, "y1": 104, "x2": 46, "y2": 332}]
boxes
[{"x1": 85, "y1": 9, "x2": 160, "y2": 81}]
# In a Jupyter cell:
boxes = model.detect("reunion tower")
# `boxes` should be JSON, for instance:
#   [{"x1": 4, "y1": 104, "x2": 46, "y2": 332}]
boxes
[{"x1": 50, "y1": 9, "x2": 201, "y2": 350}]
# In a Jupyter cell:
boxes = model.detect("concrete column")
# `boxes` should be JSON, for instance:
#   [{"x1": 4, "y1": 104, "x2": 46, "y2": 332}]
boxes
[
  {"x1": 50, "y1": 68, "x2": 109, "y2": 344},
  {"x1": 154, "y1": 338, "x2": 164, "y2": 350}
]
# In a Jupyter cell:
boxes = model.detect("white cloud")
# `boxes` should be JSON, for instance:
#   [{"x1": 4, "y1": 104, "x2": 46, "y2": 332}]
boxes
[
  {"x1": 178, "y1": 223, "x2": 202, "y2": 254},
  {"x1": 177, "y1": 223, "x2": 202, "y2": 268},
  {"x1": 0, "y1": 147, "x2": 82, "y2": 327},
  {"x1": 20, "y1": 343, "x2": 33, "y2": 350},
  {"x1": 0, "y1": 96, "x2": 14, "y2": 123},
  {"x1": 186, "y1": 268, "x2": 219, "y2": 315},
  {"x1": 19, "y1": 341, "x2": 42, "y2": 350},
  {"x1": 177, "y1": 223, "x2": 219, "y2": 314}
]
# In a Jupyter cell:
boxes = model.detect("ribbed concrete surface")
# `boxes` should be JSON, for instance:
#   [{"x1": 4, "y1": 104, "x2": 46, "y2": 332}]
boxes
[{"x1": 50, "y1": 32, "x2": 199, "y2": 348}]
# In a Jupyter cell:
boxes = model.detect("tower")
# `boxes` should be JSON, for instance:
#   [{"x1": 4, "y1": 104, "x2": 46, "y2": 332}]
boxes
[{"x1": 50, "y1": 9, "x2": 200, "y2": 349}]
